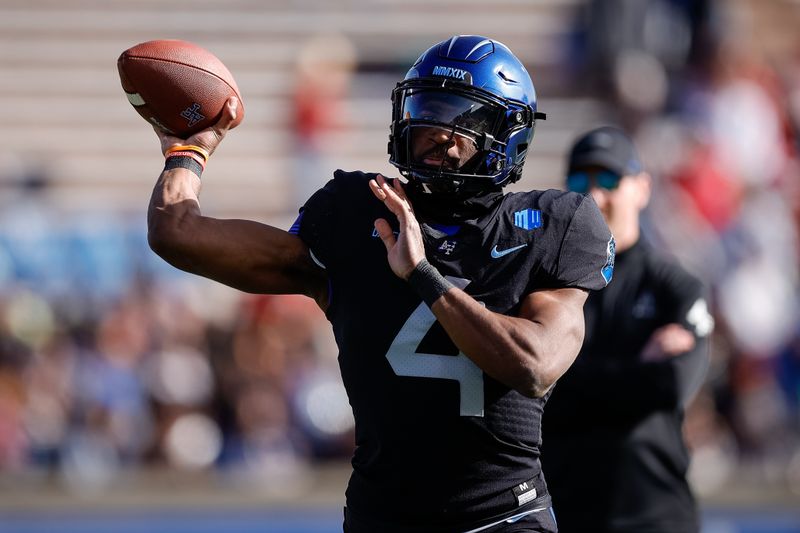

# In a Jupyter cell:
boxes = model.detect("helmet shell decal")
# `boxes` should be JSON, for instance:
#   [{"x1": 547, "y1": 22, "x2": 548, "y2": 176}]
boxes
[{"x1": 431, "y1": 65, "x2": 472, "y2": 84}]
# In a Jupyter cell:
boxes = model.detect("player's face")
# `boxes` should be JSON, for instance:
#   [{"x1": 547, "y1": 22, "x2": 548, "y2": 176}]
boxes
[
  {"x1": 402, "y1": 90, "x2": 497, "y2": 172},
  {"x1": 410, "y1": 124, "x2": 479, "y2": 171}
]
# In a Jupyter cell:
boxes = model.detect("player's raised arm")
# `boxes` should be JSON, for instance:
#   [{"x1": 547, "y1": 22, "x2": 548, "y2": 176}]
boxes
[{"x1": 147, "y1": 97, "x2": 328, "y2": 307}]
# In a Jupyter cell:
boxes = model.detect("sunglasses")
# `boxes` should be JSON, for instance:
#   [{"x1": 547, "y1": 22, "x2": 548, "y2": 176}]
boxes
[{"x1": 566, "y1": 170, "x2": 622, "y2": 194}]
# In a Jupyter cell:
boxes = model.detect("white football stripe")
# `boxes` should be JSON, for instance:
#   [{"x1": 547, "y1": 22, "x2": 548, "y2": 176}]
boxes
[{"x1": 125, "y1": 92, "x2": 146, "y2": 106}]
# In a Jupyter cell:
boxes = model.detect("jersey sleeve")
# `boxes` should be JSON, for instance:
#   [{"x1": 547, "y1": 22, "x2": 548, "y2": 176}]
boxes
[
  {"x1": 288, "y1": 178, "x2": 338, "y2": 270},
  {"x1": 553, "y1": 195, "x2": 614, "y2": 290}
]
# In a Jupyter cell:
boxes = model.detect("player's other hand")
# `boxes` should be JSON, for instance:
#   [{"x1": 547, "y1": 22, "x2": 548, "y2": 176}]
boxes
[
  {"x1": 640, "y1": 323, "x2": 696, "y2": 362},
  {"x1": 155, "y1": 96, "x2": 239, "y2": 157},
  {"x1": 369, "y1": 174, "x2": 426, "y2": 280}
]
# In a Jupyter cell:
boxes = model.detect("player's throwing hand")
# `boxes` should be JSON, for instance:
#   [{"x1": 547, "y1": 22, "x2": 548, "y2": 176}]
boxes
[{"x1": 154, "y1": 97, "x2": 239, "y2": 158}]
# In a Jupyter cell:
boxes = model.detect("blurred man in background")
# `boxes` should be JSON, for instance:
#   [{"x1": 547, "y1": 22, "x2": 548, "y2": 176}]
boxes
[{"x1": 542, "y1": 126, "x2": 713, "y2": 533}]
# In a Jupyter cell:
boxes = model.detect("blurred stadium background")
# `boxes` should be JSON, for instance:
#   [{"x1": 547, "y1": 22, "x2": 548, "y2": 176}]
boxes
[{"x1": 1, "y1": 0, "x2": 799, "y2": 531}]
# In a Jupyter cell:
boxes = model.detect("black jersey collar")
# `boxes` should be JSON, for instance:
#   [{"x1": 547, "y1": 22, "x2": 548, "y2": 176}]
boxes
[{"x1": 405, "y1": 182, "x2": 504, "y2": 224}]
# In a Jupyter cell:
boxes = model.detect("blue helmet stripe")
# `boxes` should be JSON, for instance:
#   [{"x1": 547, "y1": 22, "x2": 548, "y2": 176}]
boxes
[{"x1": 465, "y1": 39, "x2": 493, "y2": 60}]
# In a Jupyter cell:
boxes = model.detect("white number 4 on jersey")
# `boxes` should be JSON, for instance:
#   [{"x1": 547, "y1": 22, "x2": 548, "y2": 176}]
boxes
[{"x1": 384, "y1": 276, "x2": 485, "y2": 417}]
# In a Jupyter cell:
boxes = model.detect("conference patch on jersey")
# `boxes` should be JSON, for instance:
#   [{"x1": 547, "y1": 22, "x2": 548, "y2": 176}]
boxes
[
  {"x1": 513, "y1": 209, "x2": 542, "y2": 230},
  {"x1": 601, "y1": 236, "x2": 615, "y2": 284}
]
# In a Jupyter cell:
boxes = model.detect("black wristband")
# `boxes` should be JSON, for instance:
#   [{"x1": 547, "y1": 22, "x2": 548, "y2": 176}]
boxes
[
  {"x1": 164, "y1": 155, "x2": 203, "y2": 179},
  {"x1": 407, "y1": 259, "x2": 455, "y2": 307}
]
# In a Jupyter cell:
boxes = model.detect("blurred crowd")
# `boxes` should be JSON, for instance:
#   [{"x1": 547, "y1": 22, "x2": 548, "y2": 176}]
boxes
[
  {"x1": 0, "y1": 176, "x2": 354, "y2": 494},
  {"x1": 0, "y1": 0, "x2": 799, "y2": 504},
  {"x1": 565, "y1": 0, "x2": 800, "y2": 499}
]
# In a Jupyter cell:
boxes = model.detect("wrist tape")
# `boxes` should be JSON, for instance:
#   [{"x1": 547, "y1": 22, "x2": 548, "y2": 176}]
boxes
[
  {"x1": 407, "y1": 259, "x2": 454, "y2": 307},
  {"x1": 164, "y1": 154, "x2": 204, "y2": 179}
]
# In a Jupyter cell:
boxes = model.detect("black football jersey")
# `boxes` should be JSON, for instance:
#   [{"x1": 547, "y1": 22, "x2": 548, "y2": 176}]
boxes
[{"x1": 293, "y1": 170, "x2": 613, "y2": 530}]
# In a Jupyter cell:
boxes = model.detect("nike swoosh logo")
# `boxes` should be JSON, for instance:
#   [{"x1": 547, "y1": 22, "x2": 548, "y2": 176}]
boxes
[{"x1": 491, "y1": 243, "x2": 528, "y2": 259}]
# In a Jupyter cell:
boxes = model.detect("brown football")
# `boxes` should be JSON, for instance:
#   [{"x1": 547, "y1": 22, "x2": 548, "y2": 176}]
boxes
[{"x1": 117, "y1": 39, "x2": 244, "y2": 137}]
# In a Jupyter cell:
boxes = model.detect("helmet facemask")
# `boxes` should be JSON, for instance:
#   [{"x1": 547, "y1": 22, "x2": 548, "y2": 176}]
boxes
[{"x1": 389, "y1": 78, "x2": 537, "y2": 196}]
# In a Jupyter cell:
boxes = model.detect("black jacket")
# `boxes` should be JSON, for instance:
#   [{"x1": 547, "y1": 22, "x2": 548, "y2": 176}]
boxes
[{"x1": 542, "y1": 239, "x2": 711, "y2": 533}]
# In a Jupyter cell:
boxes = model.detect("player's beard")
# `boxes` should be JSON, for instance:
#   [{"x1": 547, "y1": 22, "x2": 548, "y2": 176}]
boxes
[{"x1": 417, "y1": 145, "x2": 461, "y2": 171}]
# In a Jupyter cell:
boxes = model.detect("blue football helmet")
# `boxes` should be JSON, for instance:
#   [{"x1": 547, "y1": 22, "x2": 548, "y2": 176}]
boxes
[{"x1": 389, "y1": 35, "x2": 545, "y2": 195}]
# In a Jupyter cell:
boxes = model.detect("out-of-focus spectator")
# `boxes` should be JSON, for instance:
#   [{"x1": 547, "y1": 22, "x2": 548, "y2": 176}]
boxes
[
  {"x1": 565, "y1": 0, "x2": 721, "y2": 129},
  {"x1": 290, "y1": 32, "x2": 357, "y2": 207}
]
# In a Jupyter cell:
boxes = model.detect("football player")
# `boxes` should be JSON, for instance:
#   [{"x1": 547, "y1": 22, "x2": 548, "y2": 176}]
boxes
[{"x1": 147, "y1": 35, "x2": 614, "y2": 533}]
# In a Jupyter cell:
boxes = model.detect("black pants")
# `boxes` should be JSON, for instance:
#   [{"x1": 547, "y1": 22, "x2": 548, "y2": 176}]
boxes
[{"x1": 343, "y1": 505, "x2": 558, "y2": 533}]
